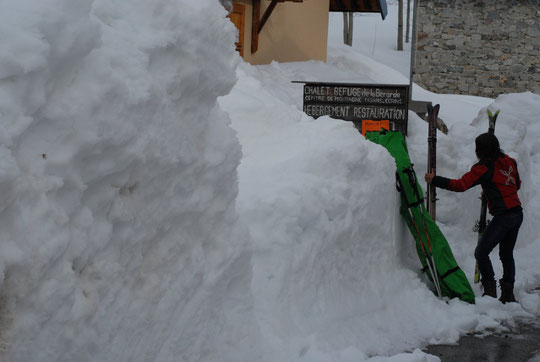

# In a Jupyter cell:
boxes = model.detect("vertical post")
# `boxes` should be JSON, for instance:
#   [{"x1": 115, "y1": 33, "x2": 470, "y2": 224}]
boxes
[
  {"x1": 348, "y1": 12, "x2": 353, "y2": 45},
  {"x1": 343, "y1": 12, "x2": 353, "y2": 46},
  {"x1": 397, "y1": 0, "x2": 403, "y2": 50},
  {"x1": 408, "y1": 0, "x2": 418, "y2": 102},
  {"x1": 343, "y1": 12, "x2": 348, "y2": 44},
  {"x1": 406, "y1": 0, "x2": 411, "y2": 42},
  {"x1": 251, "y1": 0, "x2": 260, "y2": 53}
]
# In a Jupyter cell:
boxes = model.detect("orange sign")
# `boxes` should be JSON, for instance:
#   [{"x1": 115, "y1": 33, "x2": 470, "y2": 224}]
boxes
[{"x1": 361, "y1": 120, "x2": 390, "y2": 136}]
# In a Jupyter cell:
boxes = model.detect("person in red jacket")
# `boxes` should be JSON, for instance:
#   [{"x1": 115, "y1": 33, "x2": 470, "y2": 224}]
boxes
[{"x1": 425, "y1": 133, "x2": 522, "y2": 303}]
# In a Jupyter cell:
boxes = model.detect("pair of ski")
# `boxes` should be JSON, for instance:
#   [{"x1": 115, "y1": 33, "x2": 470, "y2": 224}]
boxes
[
  {"x1": 420, "y1": 104, "x2": 442, "y2": 297},
  {"x1": 473, "y1": 109, "x2": 500, "y2": 283},
  {"x1": 425, "y1": 104, "x2": 500, "y2": 286},
  {"x1": 401, "y1": 163, "x2": 443, "y2": 298},
  {"x1": 391, "y1": 103, "x2": 443, "y2": 298}
]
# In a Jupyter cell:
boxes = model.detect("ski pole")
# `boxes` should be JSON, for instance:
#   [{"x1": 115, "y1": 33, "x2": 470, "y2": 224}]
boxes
[
  {"x1": 408, "y1": 209, "x2": 442, "y2": 298},
  {"x1": 406, "y1": 167, "x2": 443, "y2": 297}
]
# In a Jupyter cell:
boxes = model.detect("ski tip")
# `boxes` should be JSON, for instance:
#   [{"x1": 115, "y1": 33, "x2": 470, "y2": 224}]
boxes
[
  {"x1": 427, "y1": 104, "x2": 440, "y2": 114},
  {"x1": 487, "y1": 109, "x2": 500, "y2": 119}
]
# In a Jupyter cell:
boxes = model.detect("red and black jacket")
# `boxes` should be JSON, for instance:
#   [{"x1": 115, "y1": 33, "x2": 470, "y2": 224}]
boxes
[{"x1": 432, "y1": 154, "x2": 521, "y2": 215}]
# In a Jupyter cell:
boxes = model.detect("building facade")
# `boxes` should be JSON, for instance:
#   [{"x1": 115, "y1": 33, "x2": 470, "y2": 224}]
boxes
[
  {"x1": 229, "y1": 0, "x2": 330, "y2": 65},
  {"x1": 227, "y1": 0, "x2": 387, "y2": 65}
]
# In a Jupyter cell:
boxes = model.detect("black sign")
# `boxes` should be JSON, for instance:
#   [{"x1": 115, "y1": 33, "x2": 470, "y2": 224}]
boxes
[{"x1": 297, "y1": 82, "x2": 409, "y2": 135}]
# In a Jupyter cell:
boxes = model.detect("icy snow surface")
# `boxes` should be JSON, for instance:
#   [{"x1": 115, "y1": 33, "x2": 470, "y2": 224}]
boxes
[{"x1": 0, "y1": 1, "x2": 538, "y2": 362}]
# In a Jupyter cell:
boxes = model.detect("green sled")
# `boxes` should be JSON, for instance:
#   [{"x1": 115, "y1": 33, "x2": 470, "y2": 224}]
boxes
[{"x1": 366, "y1": 130, "x2": 475, "y2": 304}]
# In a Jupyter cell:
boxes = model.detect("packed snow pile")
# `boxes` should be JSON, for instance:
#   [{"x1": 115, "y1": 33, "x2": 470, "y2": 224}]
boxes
[
  {"x1": 1, "y1": 2, "x2": 539, "y2": 362},
  {"x1": 220, "y1": 52, "x2": 540, "y2": 361},
  {"x1": 0, "y1": 0, "x2": 257, "y2": 361}
]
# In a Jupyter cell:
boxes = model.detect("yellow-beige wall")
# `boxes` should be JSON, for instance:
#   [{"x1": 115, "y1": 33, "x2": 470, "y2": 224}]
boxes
[{"x1": 234, "y1": 0, "x2": 329, "y2": 65}]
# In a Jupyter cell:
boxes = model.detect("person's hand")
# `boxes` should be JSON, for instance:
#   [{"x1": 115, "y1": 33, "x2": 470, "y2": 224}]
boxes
[{"x1": 425, "y1": 173, "x2": 435, "y2": 184}]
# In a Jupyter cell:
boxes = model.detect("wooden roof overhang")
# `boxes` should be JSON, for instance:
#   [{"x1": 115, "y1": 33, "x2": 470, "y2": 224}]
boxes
[{"x1": 329, "y1": 0, "x2": 388, "y2": 19}]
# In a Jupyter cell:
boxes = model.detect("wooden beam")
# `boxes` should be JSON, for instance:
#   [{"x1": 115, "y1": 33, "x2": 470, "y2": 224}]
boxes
[
  {"x1": 251, "y1": 0, "x2": 260, "y2": 53},
  {"x1": 344, "y1": 0, "x2": 355, "y2": 10},
  {"x1": 258, "y1": 0, "x2": 280, "y2": 34}
]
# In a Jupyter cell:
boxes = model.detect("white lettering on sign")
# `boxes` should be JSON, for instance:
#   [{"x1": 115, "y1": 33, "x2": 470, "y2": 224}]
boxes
[
  {"x1": 304, "y1": 86, "x2": 404, "y2": 104},
  {"x1": 304, "y1": 86, "x2": 331, "y2": 96},
  {"x1": 352, "y1": 107, "x2": 405, "y2": 120},
  {"x1": 304, "y1": 105, "x2": 350, "y2": 118},
  {"x1": 301, "y1": 83, "x2": 408, "y2": 134}
]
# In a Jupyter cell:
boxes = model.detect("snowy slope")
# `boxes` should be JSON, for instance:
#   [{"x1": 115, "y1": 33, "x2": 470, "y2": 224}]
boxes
[
  {"x1": 220, "y1": 6, "x2": 540, "y2": 361},
  {"x1": 220, "y1": 50, "x2": 540, "y2": 361},
  {"x1": 0, "y1": 1, "x2": 538, "y2": 362}
]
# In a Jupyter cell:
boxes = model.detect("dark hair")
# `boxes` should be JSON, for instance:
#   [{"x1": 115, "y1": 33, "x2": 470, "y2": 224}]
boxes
[{"x1": 475, "y1": 133, "x2": 504, "y2": 164}]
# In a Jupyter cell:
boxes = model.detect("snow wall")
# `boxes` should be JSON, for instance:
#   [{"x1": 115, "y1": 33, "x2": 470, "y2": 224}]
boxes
[
  {"x1": 1, "y1": 1, "x2": 539, "y2": 362},
  {"x1": 220, "y1": 50, "x2": 540, "y2": 360},
  {"x1": 0, "y1": 0, "x2": 257, "y2": 361},
  {"x1": 220, "y1": 61, "x2": 466, "y2": 362}
]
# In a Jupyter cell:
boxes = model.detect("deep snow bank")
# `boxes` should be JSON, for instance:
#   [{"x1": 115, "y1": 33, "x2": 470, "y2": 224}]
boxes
[
  {"x1": 0, "y1": 0, "x2": 256, "y2": 361},
  {"x1": 220, "y1": 47, "x2": 540, "y2": 360},
  {"x1": 437, "y1": 92, "x2": 540, "y2": 290},
  {"x1": 220, "y1": 60, "x2": 476, "y2": 362}
]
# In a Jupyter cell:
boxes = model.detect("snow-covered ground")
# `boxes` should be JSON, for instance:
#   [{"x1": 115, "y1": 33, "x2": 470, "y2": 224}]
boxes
[
  {"x1": 220, "y1": 6, "x2": 540, "y2": 362},
  {"x1": 0, "y1": 1, "x2": 538, "y2": 361}
]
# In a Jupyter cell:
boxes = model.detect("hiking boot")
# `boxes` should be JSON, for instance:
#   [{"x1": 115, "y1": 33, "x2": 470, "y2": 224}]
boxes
[
  {"x1": 481, "y1": 279, "x2": 497, "y2": 298},
  {"x1": 499, "y1": 279, "x2": 517, "y2": 304}
]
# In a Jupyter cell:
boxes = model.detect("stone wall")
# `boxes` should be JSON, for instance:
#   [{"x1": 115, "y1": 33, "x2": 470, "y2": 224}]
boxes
[{"x1": 414, "y1": 0, "x2": 540, "y2": 97}]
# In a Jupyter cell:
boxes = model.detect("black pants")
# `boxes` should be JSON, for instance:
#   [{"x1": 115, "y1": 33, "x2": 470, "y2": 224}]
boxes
[{"x1": 474, "y1": 208, "x2": 523, "y2": 284}]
